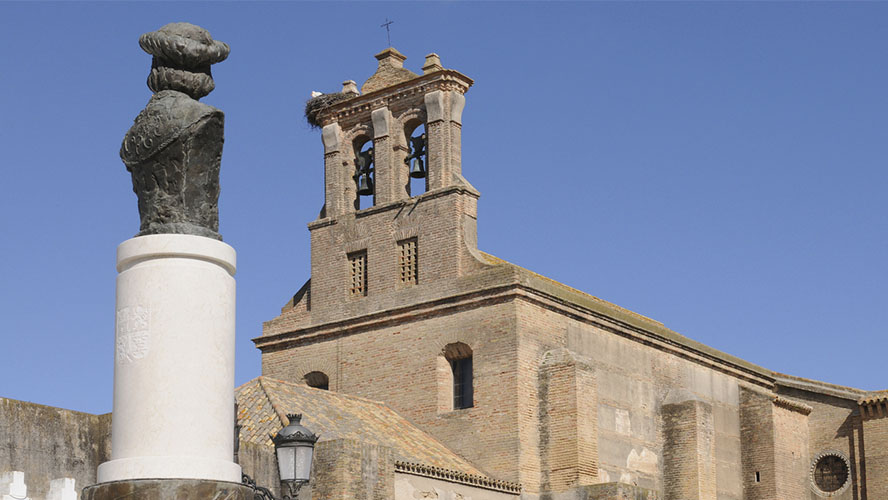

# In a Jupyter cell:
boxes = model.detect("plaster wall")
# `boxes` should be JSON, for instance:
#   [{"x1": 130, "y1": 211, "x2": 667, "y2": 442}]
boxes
[{"x1": 0, "y1": 398, "x2": 110, "y2": 500}]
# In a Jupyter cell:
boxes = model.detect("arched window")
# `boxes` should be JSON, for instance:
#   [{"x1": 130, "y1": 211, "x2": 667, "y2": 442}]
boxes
[
  {"x1": 442, "y1": 342, "x2": 473, "y2": 409},
  {"x1": 303, "y1": 371, "x2": 329, "y2": 391},
  {"x1": 404, "y1": 122, "x2": 427, "y2": 197},
  {"x1": 353, "y1": 137, "x2": 374, "y2": 209}
]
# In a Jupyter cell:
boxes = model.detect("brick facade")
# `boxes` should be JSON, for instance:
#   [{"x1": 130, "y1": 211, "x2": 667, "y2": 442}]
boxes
[{"x1": 254, "y1": 48, "x2": 886, "y2": 499}]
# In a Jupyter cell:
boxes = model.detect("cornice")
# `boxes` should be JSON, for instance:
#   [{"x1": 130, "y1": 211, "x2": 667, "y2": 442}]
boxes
[
  {"x1": 773, "y1": 395, "x2": 813, "y2": 416},
  {"x1": 255, "y1": 276, "x2": 775, "y2": 389},
  {"x1": 394, "y1": 461, "x2": 521, "y2": 494},
  {"x1": 318, "y1": 70, "x2": 473, "y2": 128}
]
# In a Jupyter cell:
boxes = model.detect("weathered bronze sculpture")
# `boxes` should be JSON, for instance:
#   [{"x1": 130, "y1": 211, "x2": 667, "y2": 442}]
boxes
[{"x1": 120, "y1": 23, "x2": 230, "y2": 240}]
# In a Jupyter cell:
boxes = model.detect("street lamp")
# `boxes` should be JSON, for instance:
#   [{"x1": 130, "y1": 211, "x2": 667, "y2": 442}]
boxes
[{"x1": 272, "y1": 413, "x2": 319, "y2": 498}]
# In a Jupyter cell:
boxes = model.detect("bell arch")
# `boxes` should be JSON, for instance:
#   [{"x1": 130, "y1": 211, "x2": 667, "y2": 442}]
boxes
[
  {"x1": 396, "y1": 109, "x2": 429, "y2": 197},
  {"x1": 350, "y1": 131, "x2": 375, "y2": 209}
]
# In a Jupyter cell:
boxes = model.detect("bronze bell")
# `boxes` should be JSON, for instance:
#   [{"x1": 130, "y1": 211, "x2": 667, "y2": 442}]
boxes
[
  {"x1": 356, "y1": 173, "x2": 374, "y2": 196},
  {"x1": 409, "y1": 157, "x2": 426, "y2": 179}
]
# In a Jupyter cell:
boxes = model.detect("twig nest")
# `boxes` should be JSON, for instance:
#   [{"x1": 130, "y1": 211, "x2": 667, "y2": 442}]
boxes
[
  {"x1": 304, "y1": 92, "x2": 356, "y2": 129},
  {"x1": 139, "y1": 23, "x2": 229, "y2": 99}
]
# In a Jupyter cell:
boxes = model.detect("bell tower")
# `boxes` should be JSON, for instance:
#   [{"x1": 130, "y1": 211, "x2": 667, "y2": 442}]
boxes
[{"x1": 304, "y1": 48, "x2": 481, "y2": 323}]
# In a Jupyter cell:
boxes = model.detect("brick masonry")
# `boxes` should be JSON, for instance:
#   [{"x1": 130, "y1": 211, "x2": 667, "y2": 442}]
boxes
[{"x1": 253, "y1": 48, "x2": 887, "y2": 500}]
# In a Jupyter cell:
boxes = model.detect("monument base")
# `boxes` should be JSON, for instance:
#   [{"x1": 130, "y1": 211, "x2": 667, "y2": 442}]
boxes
[{"x1": 81, "y1": 478, "x2": 255, "y2": 500}]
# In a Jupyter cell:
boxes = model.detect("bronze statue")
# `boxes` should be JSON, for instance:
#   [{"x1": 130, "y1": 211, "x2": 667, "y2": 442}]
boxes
[{"x1": 120, "y1": 23, "x2": 230, "y2": 240}]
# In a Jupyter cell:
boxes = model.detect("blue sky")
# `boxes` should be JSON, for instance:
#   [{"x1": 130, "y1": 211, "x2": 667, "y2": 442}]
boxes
[{"x1": 1, "y1": 2, "x2": 885, "y2": 415}]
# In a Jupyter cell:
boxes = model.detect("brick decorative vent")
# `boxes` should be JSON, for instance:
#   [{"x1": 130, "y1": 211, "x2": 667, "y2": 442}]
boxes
[
  {"x1": 398, "y1": 238, "x2": 418, "y2": 285},
  {"x1": 349, "y1": 251, "x2": 367, "y2": 297}
]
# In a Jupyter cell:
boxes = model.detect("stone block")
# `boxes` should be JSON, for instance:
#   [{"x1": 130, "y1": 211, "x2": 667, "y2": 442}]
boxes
[
  {"x1": 47, "y1": 478, "x2": 76, "y2": 500},
  {"x1": 0, "y1": 471, "x2": 29, "y2": 500}
]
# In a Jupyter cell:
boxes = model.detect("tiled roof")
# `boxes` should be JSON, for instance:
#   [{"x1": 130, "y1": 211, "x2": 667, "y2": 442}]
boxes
[{"x1": 236, "y1": 376, "x2": 483, "y2": 476}]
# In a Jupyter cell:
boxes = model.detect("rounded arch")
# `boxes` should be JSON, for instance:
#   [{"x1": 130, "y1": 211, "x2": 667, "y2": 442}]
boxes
[
  {"x1": 437, "y1": 341, "x2": 474, "y2": 411},
  {"x1": 290, "y1": 359, "x2": 337, "y2": 391},
  {"x1": 395, "y1": 108, "x2": 429, "y2": 197},
  {"x1": 303, "y1": 371, "x2": 329, "y2": 391}
]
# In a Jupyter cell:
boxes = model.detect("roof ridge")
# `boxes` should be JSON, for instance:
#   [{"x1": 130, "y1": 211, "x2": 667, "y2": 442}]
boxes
[
  {"x1": 257, "y1": 376, "x2": 288, "y2": 427},
  {"x1": 476, "y1": 251, "x2": 662, "y2": 326}
]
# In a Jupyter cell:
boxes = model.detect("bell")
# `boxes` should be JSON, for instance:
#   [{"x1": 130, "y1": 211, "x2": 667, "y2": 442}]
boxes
[
  {"x1": 356, "y1": 173, "x2": 374, "y2": 196},
  {"x1": 409, "y1": 157, "x2": 426, "y2": 179}
]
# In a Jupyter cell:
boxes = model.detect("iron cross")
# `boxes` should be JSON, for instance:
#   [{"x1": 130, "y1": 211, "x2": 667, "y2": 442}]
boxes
[{"x1": 381, "y1": 18, "x2": 394, "y2": 47}]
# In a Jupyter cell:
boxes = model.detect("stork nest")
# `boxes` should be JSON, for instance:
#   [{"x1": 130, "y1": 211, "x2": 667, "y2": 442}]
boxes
[{"x1": 304, "y1": 92, "x2": 355, "y2": 129}]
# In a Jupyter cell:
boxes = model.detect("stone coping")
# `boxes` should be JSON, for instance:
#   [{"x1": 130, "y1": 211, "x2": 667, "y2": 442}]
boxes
[
  {"x1": 394, "y1": 461, "x2": 521, "y2": 494},
  {"x1": 774, "y1": 372, "x2": 868, "y2": 402}
]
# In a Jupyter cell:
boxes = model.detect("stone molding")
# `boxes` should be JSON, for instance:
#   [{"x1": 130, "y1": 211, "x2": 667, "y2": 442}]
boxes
[
  {"x1": 317, "y1": 70, "x2": 474, "y2": 128},
  {"x1": 773, "y1": 395, "x2": 813, "y2": 415},
  {"x1": 394, "y1": 461, "x2": 521, "y2": 494},
  {"x1": 775, "y1": 373, "x2": 866, "y2": 401}
]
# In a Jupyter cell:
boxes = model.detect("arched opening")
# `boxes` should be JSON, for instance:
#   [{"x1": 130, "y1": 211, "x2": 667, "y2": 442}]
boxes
[
  {"x1": 438, "y1": 342, "x2": 473, "y2": 410},
  {"x1": 353, "y1": 136, "x2": 374, "y2": 209},
  {"x1": 404, "y1": 122, "x2": 427, "y2": 197},
  {"x1": 303, "y1": 371, "x2": 329, "y2": 391}
]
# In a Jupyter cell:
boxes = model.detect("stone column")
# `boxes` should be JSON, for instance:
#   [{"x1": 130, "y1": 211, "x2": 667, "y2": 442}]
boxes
[
  {"x1": 371, "y1": 106, "x2": 406, "y2": 204},
  {"x1": 424, "y1": 90, "x2": 451, "y2": 191},
  {"x1": 96, "y1": 234, "x2": 241, "y2": 483}
]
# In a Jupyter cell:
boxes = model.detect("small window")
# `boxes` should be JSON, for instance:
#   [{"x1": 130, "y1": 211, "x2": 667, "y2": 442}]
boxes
[
  {"x1": 304, "y1": 371, "x2": 329, "y2": 391},
  {"x1": 398, "y1": 238, "x2": 418, "y2": 285},
  {"x1": 451, "y1": 357, "x2": 473, "y2": 409},
  {"x1": 348, "y1": 251, "x2": 367, "y2": 297},
  {"x1": 442, "y1": 342, "x2": 473, "y2": 410}
]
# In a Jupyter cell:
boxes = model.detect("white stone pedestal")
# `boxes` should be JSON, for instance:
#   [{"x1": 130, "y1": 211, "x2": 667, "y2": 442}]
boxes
[{"x1": 97, "y1": 234, "x2": 241, "y2": 483}]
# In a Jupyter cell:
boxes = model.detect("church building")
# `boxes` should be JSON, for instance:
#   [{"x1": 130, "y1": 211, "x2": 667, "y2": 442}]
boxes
[{"x1": 249, "y1": 48, "x2": 888, "y2": 500}]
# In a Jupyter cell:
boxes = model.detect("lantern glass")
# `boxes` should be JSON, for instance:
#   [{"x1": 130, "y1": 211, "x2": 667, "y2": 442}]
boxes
[
  {"x1": 276, "y1": 445, "x2": 297, "y2": 482},
  {"x1": 294, "y1": 444, "x2": 313, "y2": 482}
]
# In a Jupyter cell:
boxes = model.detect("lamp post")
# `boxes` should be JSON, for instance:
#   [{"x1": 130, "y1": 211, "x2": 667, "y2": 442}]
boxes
[
  {"x1": 241, "y1": 413, "x2": 318, "y2": 500},
  {"x1": 273, "y1": 414, "x2": 319, "y2": 498}
]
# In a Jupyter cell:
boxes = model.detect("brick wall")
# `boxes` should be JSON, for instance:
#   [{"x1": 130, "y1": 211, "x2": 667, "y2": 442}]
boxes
[
  {"x1": 311, "y1": 439, "x2": 394, "y2": 500},
  {"x1": 740, "y1": 388, "x2": 776, "y2": 500},
  {"x1": 777, "y1": 383, "x2": 863, "y2": 500},
  {"x1": 861, "y1": 401, "x2": 888, "y2": 499},
  {"x1": 771, "y1": 402, "x2": 808, "y2": 498},
  {"x1": 538, "y1": 348, "x2": 597, "y2": 492},
  {"x1": 662, "y1": 398, "x2": 716, "y2": 500},
  {"x1": 263, "y1": 300, "x2": 522, "y2": 485}
]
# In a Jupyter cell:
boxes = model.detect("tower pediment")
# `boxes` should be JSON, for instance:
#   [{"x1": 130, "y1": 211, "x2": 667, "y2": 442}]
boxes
[{"x1": 361, "y1": 47, "x2": 419, "y2": 94}]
